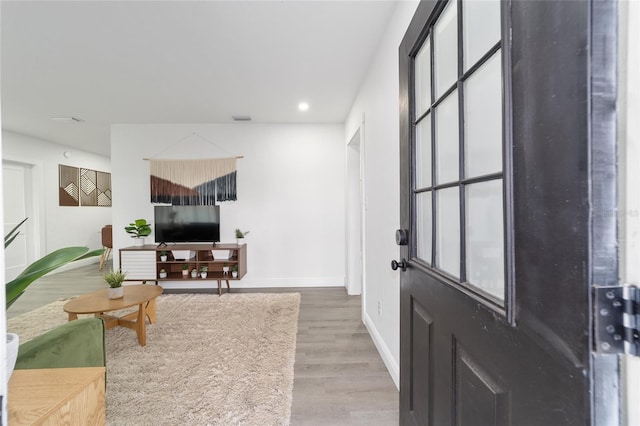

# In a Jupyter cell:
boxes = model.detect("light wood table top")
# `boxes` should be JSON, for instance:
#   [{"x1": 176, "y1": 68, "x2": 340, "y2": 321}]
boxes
[
  {"x1": 9, "y1": 367, "x2": 106, "y2": 425},
  {"x1": 63, "y1": 284, "x2": 163, "y2": 315}
]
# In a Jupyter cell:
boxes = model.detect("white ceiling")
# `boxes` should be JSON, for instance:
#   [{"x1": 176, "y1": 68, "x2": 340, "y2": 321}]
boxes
[{"x1": 1, "y1": 1, "x2": 398, "y2": 156}]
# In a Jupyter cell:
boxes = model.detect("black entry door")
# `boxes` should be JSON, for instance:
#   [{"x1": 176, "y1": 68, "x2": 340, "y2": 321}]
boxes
[{"x1": 398, "y1": 1, "x2": 619, "y2": 425}]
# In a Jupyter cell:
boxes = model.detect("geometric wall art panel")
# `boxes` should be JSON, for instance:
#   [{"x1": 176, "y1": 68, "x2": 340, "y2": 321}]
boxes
[
  {"x1": 59, "y1": 165, "x2": 111, "y2": 207},
  {"x1": 80, "y1": 168, "x2": 98, "y2": 206},
  {"x1": 96, "y1": 171, "x2": 112, "y2": 207},
  {"x1": 59, "y1": 165, "x2": 79, "y2": 206}
]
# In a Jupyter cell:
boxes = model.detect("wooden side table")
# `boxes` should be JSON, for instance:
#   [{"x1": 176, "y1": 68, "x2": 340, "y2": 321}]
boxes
[{"x1": 8, "y1": 367, "x2": 106, "y2": 425}]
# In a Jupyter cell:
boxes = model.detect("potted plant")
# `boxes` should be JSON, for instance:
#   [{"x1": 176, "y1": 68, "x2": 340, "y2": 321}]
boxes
[
  {"x1": 159, "y1": 268, "x2": 167, "y2": 279},
  {"x1": 182, "y1": 263, "x2": 189, "y2": 277},
  {"x1": 222, "y1": 263, "x2": 230, "y2": 275},
  {"x1": 104, "y1": 270, "x2": 126, "y2": 299},
  {"x1": 231, "y1": 264, "x2": 238, "y2": 278},
  {"x1": 160, "y1": 251, "x2": 168, "y2": 262},
  {"x1": 200, "y1": 265, "x2": 208, "y2": 279},
  {"x1": 125, "y1": 219, "x2": 152, "y2": 246},
  {"x1": 235, "y1": 228, "x2": 250, "y2": 245},
  {"x1": 191, "y1": 268, "x2": 198, "y2": 278}
]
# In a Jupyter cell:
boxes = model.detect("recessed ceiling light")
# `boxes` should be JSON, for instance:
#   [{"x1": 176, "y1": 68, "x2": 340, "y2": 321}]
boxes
[
  {"x1": 51, "y1": 117, "x2": 83, "y2": 123},
  {"x1": 232, "y1": 115, "x2": 252, "y2": 121},
  {"x1": 298, "y1": 102, "x2": 309, "y2": 111}
]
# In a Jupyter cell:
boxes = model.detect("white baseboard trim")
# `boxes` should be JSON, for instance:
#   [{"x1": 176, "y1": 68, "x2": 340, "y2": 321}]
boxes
[
  {"x1": 157, "y1": 276, "x2": 345, "y2": 290},
  {"x1": 364, "y1": 311, "x2": 400, "y2": 390}
]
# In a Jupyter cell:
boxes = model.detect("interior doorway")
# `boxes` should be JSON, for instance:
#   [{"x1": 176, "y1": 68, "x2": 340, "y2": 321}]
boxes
[
  {"x1": 3, "y1": 160, "x2": 38, "y2": 281},
  {"x1": 346, "y1": 129, "x2": 364, "y2": 299}
]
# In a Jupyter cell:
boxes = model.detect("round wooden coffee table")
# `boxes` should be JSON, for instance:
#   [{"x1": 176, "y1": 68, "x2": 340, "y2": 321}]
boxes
[{"x1": 63, "y1": 285, "x2": 163, "y2": 346}]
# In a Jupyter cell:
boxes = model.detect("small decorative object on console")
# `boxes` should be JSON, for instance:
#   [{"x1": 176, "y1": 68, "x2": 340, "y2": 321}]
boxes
[
  {"x1": 124, "y1": 219, "x2": 152, "y2": 247},
  {"x1": 182, "y1": 264, "x2": 189, "y2": 277},
  {"x1": 200, "y1": 266, "x2": 208, "y2": 279},
  {"x1": 212, "y1": 250, "x2": 232, "y2": 260},
  {"x1": 172, "y1": 250, "x2": 195, "y2": 261},
  {"x1": 235, "y1": 228, "x2": 250, "y2": 245},
  {"x1": 159, "y1": 269, "x2": 167, "y2": 279}
]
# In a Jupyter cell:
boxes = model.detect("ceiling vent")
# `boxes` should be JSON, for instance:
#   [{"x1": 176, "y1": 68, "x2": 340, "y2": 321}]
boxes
[{"x1": 232, "y1": 115, "x2": 252, "y2": 121}]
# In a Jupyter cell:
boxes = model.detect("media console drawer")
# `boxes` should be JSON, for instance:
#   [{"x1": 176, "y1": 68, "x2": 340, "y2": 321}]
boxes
[{"x1": 120, "y1": 249, "x2": 156, "y2": 280}]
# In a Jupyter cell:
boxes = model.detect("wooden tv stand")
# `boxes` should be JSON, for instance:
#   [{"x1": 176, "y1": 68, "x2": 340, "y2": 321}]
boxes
[{"x1": 119, "y1": 243, "x2": 247, "y2": 295}]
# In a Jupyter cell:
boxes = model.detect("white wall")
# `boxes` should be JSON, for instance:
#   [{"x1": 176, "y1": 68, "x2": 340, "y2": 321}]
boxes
[
  {"x1": 2, "y1": 131, "x2": 111, "y2": 258},
  {"x1": 111, "y1": 123, "x2": 345, "y2": 289},
  {"x1": 345, "y1": 0, "x2": 419, "y2": 388}
]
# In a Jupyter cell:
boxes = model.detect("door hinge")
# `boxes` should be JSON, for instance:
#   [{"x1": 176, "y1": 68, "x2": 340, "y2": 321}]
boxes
[{"x1": 593, "y1": 285, "x2": 640, "y2": 356}]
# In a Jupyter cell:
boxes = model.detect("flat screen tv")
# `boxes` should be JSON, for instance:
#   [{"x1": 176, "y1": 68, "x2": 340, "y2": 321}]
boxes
[{"x1": 154, "y1": 205, "x2": 220, "y2": 243}]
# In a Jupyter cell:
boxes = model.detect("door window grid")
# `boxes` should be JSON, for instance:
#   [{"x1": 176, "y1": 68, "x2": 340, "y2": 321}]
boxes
[{"x1": 412, "y1": 0, "x2": 506, "y2": 305}]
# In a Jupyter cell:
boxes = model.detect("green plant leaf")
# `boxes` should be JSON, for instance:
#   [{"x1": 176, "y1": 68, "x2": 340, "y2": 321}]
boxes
[
  {"x1": 5, "y1": 218, "x2": 28, "y2": 248},
  {"x1": 134, "y1": 219, "x2": 148, "y2": 227},
  {"x1": 6, "y1": 246, "x2": 103, "y2": 309}
]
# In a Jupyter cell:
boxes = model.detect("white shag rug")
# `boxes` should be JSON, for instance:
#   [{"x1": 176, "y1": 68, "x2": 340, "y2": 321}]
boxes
[{"x1": 8, "y1": 292, "x2": 301, "y2": 426}]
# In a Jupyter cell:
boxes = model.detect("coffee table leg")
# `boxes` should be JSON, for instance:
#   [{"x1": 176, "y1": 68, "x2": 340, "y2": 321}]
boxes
[
  {"x1": 136, "y1": 303, "x2": 147, "y2": 346},
  {"x1": 145, "y1": 298, "x2": 157, "y2": 324},
  {"x1": 68, "y1": 313, "x2": 78, "y2": 321}
]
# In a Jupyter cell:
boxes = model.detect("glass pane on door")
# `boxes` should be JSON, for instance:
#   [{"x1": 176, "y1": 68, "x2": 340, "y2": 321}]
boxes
[
  {"x1": 434, "y1": 1, "x2": 457, "y2": 98},
  {"x1": 410, "y1": 0, "x2": 506, "y2": 307},
  {"x1": 416, "y1": 115, "x2": 432, "y2": 189},
  {"x1": 462, "y1": 0, "x2": 501, "y2": 71},
  {"x1": 435, "y1": 90, "x2": 459, "y2": 184},
  {"x1": 465, "y1": 51, "x2": 503, "y2": 178},
  {"x1": 416, "y1": 191, "x2": 433, "y2": 265},
  {"x1": 415, "y1": 37, "x2": 432, "y2": 117},
  {"x1": 436, "y1": 187, "x2": 460, "y2": 278},
  {"x1": 466, "y1": 179, "x2": 504, "y2": 301}
]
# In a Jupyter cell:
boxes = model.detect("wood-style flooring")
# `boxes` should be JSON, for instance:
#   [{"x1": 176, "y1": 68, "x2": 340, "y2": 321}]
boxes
[{"x1": 7, "y1": 261, "x2": 399, "y2": 425}]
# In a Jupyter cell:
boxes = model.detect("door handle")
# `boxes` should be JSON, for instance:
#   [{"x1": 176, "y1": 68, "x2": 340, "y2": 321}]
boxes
[{"x1": 391, "y1": 258, "x2": 408, "y2": 271}]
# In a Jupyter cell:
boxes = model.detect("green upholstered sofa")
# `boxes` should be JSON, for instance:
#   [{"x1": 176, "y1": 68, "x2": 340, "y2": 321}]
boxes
[{"x1": 15, "y1": 317, "x2": 106, "y2": 370}]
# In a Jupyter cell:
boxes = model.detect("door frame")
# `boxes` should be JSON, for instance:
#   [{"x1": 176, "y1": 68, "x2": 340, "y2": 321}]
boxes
[{"x1": 346, "y1": 128, "x2": 364, "y2": 298}]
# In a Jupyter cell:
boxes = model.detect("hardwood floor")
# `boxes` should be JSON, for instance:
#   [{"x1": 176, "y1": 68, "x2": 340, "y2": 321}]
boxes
[
  {"x1": 290, "y1": 289, "x2": 399, "y2": 425},
  {"x1": 6, "y1": 262, "x2": 399, "y2": 425}
]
